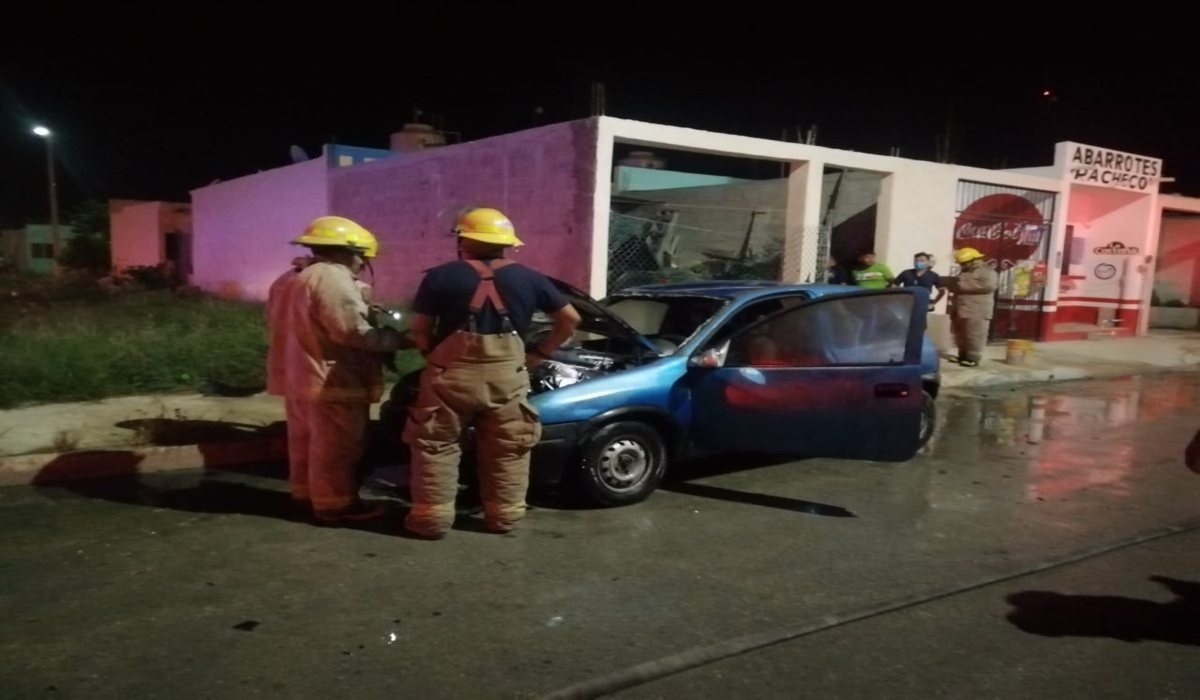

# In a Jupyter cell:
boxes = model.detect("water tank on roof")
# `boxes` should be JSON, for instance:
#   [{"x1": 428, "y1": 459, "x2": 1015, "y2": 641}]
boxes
[
  {"x1": 619, "y1": 150, "x2": 666, "y2": 169},
  {"x1": 390, "y1": 123, "x2": 446, "y2": 153}
]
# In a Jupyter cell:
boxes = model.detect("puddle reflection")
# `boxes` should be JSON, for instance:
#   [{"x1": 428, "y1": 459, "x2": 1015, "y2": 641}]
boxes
[{"x1": 928, "y1": 374, "x2": 1200, "y2": 503}]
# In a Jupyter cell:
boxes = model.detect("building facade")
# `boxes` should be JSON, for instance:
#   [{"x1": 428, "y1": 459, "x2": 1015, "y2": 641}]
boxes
[
  {"x1": 110, "y1": 199, "x2": 193, "y2": 283},
  {"x1": 188, "y1": 116, "x2": 1199, "y2": 340},
  {"x1": 0, "y1": 224, "x2": 78, "y2": 274}
]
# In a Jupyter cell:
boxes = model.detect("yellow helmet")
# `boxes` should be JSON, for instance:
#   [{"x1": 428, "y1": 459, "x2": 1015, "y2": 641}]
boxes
[
  {"x1": 954, "y1": 247, "x2": 985, "y2": 265},
  {"x1": 293, "y1": 216, "x2": 378, "y2": 258},
  {"x1": 453, "y1": 207, "x2": 524, "y2": 247}
]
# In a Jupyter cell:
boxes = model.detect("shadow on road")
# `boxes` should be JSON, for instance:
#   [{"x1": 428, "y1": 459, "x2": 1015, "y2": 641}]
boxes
[
  {"x1": 114, "y1": 418, "x2": 285, "y2": 447},
  {"x1": 30, "y1": 454, "x2": 407, "y2": 535},
  {"x1": 1005, "y1": 576, "x2": 1200, "y2": 646},
  {"x1": 29, "y1": 431, "x2": 857, "y2": 533},
  {"x1": 659, "y1": 452, "x2": 856, "y2": 517}
]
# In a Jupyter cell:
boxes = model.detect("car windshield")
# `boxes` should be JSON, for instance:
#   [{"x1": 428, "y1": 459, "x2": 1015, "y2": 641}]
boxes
[{"x1": 602, "y1": 295, "x2": 729, "y2": 339}]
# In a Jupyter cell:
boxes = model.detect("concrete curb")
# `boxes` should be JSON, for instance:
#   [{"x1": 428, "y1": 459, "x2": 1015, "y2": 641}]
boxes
[
  {"x1": 942, "y1": 365, "x2": 1093, "y2": 390},
  {"x1": 942, "y1": 363, "x2": 1197, "y2": 391},
  {"x1": 1, "y1": 360, "x2": 1195, "y2": 488},
  {"x1": 0, "y1": 435, "x2": 288, "y2": 488}
]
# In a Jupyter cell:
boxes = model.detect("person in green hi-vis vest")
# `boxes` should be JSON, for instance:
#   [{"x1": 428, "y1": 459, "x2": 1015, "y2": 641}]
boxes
[{"x1": 851, "y1": 251, "x2": 894, "y2": 289}]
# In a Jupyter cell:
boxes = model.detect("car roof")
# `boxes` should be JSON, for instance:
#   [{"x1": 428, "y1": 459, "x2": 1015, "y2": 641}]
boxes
[{"x1": 611, "y1": 280, "x2": 859, "y2": 301}]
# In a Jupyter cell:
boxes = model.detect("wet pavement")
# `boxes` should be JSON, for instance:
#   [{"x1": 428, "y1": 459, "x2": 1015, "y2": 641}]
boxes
[{"x1": 1, "y1": 372, "x2": 1199, "y2": 698}]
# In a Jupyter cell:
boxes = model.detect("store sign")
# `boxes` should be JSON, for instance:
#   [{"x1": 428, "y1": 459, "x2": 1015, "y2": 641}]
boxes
[
  {"x1": 953, "y1": 193, "x2": 1049, "y2": 269},
  {"x1": 1067, "y1": 144, "x2": 1162, "y2": 193},
  {"x1": 1093, "y1": 241, "x2": 1140, "y2": 255}
]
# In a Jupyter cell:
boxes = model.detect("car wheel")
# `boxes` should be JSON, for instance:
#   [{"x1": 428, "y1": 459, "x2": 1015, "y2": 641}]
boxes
[
  {"x1": 918, "y1": 390, "x2": 937, "y2": 449},
  {"x1": 576, "y1": 421, "x2": 668, "y2": 507}
]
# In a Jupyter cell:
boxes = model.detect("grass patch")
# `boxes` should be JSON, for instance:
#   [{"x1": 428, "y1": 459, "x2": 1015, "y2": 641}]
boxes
[{"x1": 0, "y1": 282, "x2": 421, "y2": 409}]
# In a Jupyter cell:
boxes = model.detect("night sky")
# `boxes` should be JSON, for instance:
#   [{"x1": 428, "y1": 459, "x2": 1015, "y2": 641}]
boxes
[{"x1": 3, "y1": 38, "x2": 1197, "y2": 228}]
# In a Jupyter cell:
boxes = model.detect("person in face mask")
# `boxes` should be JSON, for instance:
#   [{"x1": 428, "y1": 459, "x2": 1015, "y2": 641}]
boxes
[{"x1": 890, "y1": 252, "x2": 945, "y2": 312}]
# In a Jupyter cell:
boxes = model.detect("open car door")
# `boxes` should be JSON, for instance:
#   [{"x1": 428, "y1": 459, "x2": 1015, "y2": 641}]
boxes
[{"x1": 688, "y1": 288, "x2": 927, "y2": 462}]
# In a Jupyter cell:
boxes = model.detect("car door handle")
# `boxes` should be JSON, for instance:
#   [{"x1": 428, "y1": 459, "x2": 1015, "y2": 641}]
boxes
[{"x1": 874, "y1": 383, "x2": 911, "y2": 398}]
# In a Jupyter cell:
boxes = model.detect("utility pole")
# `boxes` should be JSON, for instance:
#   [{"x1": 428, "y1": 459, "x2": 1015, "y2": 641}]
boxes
[
  {"x1": 935, "y1": 103, "x2": 957, "y2": 164},
  {"x1": 32, "y1": 125, "x2": 61, "y2": 275},
  {"x1": 590, "y1": 81, "x2": 607, "y2": 116},
  {"x1": 781, "y1": 128, "x2": 789, "y2": 178}
]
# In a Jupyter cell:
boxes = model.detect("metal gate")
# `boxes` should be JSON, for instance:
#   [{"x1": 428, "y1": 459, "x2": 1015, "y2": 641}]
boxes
[{"x1": 953, "y1": 180, "x2": 1058, "y2": 342}]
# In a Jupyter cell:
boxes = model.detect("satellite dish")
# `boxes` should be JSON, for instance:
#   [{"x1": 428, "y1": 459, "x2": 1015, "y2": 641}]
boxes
[{"x1": 290, "y1": 145, "x2": 310, "y2": 163}]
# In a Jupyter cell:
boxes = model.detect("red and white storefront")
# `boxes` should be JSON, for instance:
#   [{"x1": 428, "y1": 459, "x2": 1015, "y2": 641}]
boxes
[
  {"x1": 963, "y1": 141, "x2": 1167, "y2": 341},
  {"x1": 590, "y1": 120, "x2": 1190, "y2": 345}
]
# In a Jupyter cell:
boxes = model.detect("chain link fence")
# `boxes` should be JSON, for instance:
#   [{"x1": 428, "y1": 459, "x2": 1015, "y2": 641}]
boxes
[
  {"x1": 781, "y1": 223, "x2": 831, "y2": 286},
  {"x1": 607, "y1": 207, "x2": 830, "y2": 294}
]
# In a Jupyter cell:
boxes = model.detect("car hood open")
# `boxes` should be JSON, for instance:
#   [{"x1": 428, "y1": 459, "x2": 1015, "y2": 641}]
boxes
[{"x1": 543, "y1": 277, "x2": 661, "y2": 355}]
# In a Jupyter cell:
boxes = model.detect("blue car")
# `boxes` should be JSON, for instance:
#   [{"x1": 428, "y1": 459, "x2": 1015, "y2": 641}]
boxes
[{"x1": 382, "y1": 279, "x2": 939, "y2": 507}]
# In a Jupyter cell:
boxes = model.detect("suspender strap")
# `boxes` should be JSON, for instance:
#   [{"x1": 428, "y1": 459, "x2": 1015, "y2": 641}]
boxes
[
  {"x1": 465, "y1": 259, "x2": 513, "y2": 315},
  {"x1": 462, "y1": 258, "x2": 516, "y2": 334}
]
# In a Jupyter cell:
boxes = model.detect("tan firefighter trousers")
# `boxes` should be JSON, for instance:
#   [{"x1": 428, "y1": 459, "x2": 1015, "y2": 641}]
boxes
[
  {"x1": 952, "y1": 314, "x2": 990, "y2": 363},
  {"x1": 285, "y1": 399, "x2": 370, "y2": 512},
  {"x1": 403, "y1": 331, "x2": 542, "y2": 536}
]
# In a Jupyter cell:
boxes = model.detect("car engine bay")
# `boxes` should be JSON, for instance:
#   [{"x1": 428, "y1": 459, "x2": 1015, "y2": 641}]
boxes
[
  {"x1": 526, "y1": 333, "x2": 671, "y2": 395},
  {"x1": 530, "y1": 345, "x2": 627, "y2": 394}
]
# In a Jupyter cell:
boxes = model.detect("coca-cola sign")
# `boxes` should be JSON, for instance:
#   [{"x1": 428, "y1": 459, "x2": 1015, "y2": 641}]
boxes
[{"x1": 954, "y1": 193, "x2": 1048, "y2": 269}]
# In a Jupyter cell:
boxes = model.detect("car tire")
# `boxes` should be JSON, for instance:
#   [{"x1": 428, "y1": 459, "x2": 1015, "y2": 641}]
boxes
[
  {"x1": 576, "y1": 421, "x2": 668, "y2": 507},
  {"x1": 918, "y1": 390, "x2": 937, "y2": 449}
]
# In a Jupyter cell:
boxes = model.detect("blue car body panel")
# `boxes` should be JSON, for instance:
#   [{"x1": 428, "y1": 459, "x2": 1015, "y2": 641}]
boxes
[
  {"x1": 530, "y1": 281, "x2": 938, "y2": 436},
  {"x1": 382, "y1": 279, "x2": 941, "y2": 486}
]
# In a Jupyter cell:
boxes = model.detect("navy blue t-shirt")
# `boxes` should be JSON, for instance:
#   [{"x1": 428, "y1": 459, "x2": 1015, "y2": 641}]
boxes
[
  {"x1": 893, "y1": 268, "x2": 942, "y2": 291},
  {"x1": 411, "y1": 258, "x2": 569, "y2": 343}
]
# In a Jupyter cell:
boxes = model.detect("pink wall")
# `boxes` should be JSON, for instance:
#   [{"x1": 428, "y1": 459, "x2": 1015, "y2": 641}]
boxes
[
  {"x1": 330, "y1": 119, "x2": 599, "y2": 304},
  {"x1": 110, "y1": 200, "x2": 162, "y2": 270},
  {"x1": 1155, "y1": 216, "x2": 1200, "y2": 305},
  {"x1": 1062, "y1": 186, "x2": 1153, "y2": 303},
  {"x1": 1055, "y1": 185, "x2": 1154, "y2": 330},
  {"x1": 191, "y1": 158, "x2": 330, "y2": 300},
  {"x1": 110, "y1": 199, "x2": 190, "y2": 271}
]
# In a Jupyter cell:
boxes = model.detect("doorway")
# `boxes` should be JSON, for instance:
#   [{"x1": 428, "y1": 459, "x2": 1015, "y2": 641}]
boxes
[
  {"x1": 163, "y1": 230, "x2": 192, "y2": 286},
  {"x1": 952, "y1": 180, "x2": 1058, "y2": 342}
]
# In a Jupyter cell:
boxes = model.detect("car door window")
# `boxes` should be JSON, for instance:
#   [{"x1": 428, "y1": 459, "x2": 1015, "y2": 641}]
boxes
[
  {"x1": 724, "y1": 294, "x2": 914, "y2": 368},
  {"x1": 709, "y1": 296, "x2": 804, "y2": 347}
]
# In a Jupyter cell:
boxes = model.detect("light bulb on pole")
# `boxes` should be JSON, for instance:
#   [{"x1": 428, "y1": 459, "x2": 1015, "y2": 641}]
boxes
[{"x1": 32, "y1": 125, "x2": 61, "y2": 275}]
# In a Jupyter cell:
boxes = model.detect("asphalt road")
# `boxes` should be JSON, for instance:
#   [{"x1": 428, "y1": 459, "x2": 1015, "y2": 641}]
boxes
[{"x1": 1, "y1": 371, "x2": 1199, "y2": 699}]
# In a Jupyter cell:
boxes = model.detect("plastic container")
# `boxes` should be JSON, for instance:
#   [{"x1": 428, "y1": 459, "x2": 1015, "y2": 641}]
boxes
[{"x1": 1005, "y1": 338, "x2": 1034, "y2": 366}]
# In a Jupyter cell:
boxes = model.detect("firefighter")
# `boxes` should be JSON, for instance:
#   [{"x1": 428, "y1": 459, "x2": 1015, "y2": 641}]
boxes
[
  {"x1": 947, "y1": 247, "x2": 999, "y2": 368},
  {"x1": 403, "y1": 207, "x2": 580, "y2": 539},
  {"x1": 266, "y1": 215, "x2": 409, "y2": 523}
]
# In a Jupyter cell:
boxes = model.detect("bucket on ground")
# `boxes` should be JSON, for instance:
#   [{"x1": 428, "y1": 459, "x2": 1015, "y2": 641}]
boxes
[{"x1": 1005, "y1": 339, "x2": 1034, "y2": 366}]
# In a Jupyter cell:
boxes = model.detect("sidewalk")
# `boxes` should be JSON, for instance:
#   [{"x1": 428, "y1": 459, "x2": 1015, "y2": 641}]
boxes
[
  {"x1": 3, "y1": 331, "x2": 1198, "y2": 486},
  {"x1": 941, "y1": 330, "x2": 1200, "y2": 390}
]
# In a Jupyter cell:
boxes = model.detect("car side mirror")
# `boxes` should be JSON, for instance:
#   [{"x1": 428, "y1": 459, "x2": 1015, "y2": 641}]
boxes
[{"x1": 688, "y1": 340, "x2": 730, "y2": 369}]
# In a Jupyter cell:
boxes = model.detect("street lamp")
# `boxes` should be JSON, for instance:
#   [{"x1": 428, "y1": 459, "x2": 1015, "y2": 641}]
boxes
[{"x1": 32, "y1": 125, "x2": 61, "y2": 275}]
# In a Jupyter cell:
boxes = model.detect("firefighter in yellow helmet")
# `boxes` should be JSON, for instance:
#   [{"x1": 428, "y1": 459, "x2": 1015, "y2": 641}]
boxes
[
  {"x1": 946, "y1": 247, "x2": 999, "y2": 368},
  {"x1": 402, "y1": 207, "x2": 581, "y2": 539},
  {"x1": 266, "y1": 215, "x2": 410, "y2": 524}
]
